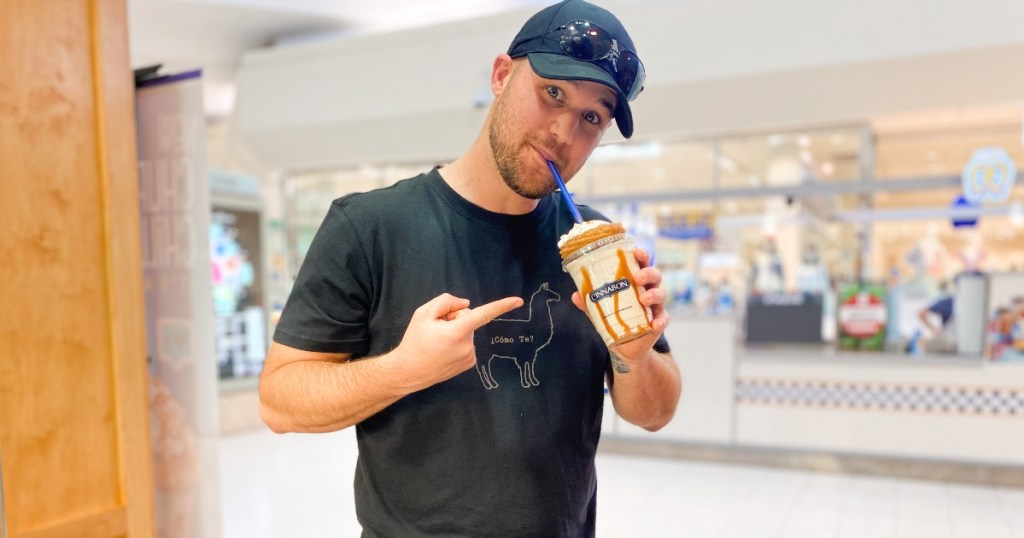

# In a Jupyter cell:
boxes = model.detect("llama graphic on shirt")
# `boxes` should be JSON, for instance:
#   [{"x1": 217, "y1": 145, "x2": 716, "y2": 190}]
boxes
[{"x1": 476, "y1": 283, "x2": 560, "y2": 390}]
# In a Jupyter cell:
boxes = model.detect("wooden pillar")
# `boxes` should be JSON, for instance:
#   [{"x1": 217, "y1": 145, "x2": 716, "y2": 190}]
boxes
[{"x1": 0, "y1": 0, "x2": 156, "y2": 536}]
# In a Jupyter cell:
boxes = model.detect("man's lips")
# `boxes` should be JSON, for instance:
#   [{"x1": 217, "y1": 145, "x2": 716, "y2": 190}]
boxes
[{"x1": 530, "y1": 144, "x2": 558, "y2": 169}]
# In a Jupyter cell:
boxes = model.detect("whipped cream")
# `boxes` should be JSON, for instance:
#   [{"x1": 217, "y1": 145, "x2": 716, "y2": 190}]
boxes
[{"x1": 557, "y1": 220, "x2": 611, "y2": 249}]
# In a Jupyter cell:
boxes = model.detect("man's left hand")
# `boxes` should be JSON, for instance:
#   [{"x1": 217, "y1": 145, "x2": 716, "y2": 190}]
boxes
[{"x1": 571, "y1": 246, "x2": 669, "y2": 363}]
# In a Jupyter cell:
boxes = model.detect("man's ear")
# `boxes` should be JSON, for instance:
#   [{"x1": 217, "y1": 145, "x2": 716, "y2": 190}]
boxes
[{"x1": 491, "y1": 54, "x2": 515, "y2": 97}]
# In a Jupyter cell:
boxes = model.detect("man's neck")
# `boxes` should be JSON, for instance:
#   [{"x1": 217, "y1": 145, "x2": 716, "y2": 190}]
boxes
[{"x1": 439, "y1": 135, "x2": 540, "y2": 216}]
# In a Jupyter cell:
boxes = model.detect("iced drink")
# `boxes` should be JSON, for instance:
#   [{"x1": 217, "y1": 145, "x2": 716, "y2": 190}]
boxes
[{"x1": 559, "y1": 220, "x2": 653, "y2": 346}]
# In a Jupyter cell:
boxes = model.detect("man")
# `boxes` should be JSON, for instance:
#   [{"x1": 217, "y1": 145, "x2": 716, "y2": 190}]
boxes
[{"x1": 259, "y1": 1, "x2": 681, "y2": 536}]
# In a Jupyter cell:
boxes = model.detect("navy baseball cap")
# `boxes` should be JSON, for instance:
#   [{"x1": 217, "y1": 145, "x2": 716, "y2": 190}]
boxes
[{"x1": 507, "y1": 0, "x2": 645, "y2": 138}]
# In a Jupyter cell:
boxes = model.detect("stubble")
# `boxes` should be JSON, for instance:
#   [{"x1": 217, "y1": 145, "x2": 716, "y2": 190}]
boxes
[{"x1": 487, "y1": 71, "x2": 557, "y2": 200}]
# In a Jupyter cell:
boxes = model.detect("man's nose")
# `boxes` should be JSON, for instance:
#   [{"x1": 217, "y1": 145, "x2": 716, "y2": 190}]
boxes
[{"x1": 549, "y1": 112, "x2": 578, "y2": 146}]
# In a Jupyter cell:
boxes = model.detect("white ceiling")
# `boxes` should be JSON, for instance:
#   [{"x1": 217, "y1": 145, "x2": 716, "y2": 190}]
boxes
[{"x1": 127, "y1": 0, "x2": 551, "y2": 117}]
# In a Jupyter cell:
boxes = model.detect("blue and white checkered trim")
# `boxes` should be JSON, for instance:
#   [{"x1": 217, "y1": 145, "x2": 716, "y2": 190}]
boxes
[{"x1": 736, "y1": 378, "x2": 1024, "y2": 417}]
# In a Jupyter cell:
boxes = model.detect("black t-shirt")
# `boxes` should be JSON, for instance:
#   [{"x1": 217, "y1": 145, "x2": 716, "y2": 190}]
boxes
[{"x1": 274, "y1": 169, "x2": 668, "y2": 537}]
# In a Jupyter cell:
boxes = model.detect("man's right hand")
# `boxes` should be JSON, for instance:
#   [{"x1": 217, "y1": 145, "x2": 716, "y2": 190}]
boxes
[
  {"x1": 260, "y1": 292, "x2": 523, "y2": 433},
  {"x1": 389, "y1": 293, "x2": 523, "y2": 392}
]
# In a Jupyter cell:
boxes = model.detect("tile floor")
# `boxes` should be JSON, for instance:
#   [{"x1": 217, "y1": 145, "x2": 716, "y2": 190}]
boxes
[{"x1": 219, "y1": 427, "x2": 1024, "y2": 537}]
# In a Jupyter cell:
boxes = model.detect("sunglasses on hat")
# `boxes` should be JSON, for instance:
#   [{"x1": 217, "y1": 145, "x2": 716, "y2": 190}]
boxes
[{"x1": 517, "y1": 19, "x2": 646, "y2": 101}]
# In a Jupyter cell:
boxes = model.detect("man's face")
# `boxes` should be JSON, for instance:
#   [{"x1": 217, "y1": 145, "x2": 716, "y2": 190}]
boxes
[{"x1": 488, "y1": 59, "x2": 617, "y2": 200}]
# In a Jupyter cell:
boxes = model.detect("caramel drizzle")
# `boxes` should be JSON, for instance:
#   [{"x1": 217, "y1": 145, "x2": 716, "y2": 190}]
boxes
[
  {"x1": 580, "y1": 248, "x2": 653, "y2": 342},
  {"x1": 617, "y1": 248, "x2": 652, "y2": 329},
  {"x1": 580, "y1": 267, "x2": 619, "y2": 340}
]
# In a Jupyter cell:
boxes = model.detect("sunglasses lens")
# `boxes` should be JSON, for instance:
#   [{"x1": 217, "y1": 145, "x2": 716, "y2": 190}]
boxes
[
  {"x1": 558, "y1": 20, "x2": 645, "y2": 101},
  {"x1": 616, "y1": 50, "x2": 645, "y2": 101},
  {"x1": 560, "y1": 21, "x2": 612, "y2": 61}
]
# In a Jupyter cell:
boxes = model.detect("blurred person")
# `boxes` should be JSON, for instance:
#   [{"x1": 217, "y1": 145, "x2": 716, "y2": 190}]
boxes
[
  {"x1": 988, "y1": 306, "x2": 1012, "y2": 359},
  {"x1": 796, "y1": 243, "x2": 828, "y2": 294},
  {"x1": 917, "y1": 272, "x2": 983, "y2": 348},
  {"x1": 993, "y1": 299, "x2": 1024, "y2": 342},
  {"x1": 988, "y1": 297, "x2": 1024, "y2": 360},
  {"x1": 918, "y1": 280, "x2": 954, "y2": 338},
  {"x1": 1007, "y1": 296, "x2": 1024, "y2": 351},
  {"x1": 258, "y1": 1, "x2": 681, "y2": 536},
  {"x1": 751, "y1": 236, "x2": 785, "y2": 294}
]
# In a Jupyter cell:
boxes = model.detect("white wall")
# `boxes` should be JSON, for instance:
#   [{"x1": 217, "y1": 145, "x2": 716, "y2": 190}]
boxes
[
  {"x1": 233, "y1": 0, "x2": 1024, "y2": 171},
  {"x1": 736, "y1": 353, "x2": 1024, "y2": 466},
  {"x1": 611, "y1": 317, "x2": 736, "y2": 443}
]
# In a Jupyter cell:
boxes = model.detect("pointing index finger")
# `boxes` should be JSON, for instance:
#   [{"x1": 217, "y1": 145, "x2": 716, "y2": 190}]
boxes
[{"x1": 457, "y1": 296, "x2": 524, "y2": 330}]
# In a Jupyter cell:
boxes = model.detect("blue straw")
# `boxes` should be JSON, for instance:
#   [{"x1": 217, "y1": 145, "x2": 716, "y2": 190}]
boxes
[{"x1": 547, "y1": 160, "x2": 583, "y2": 224}]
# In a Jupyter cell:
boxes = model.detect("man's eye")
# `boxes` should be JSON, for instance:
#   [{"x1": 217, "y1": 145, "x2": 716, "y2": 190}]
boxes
[
  {"x1": 546, "y1": 86, "x2": 562, "y2": 100},
  {"x1": 583, "y1": 111, "x2": 601, "y2": 125}
]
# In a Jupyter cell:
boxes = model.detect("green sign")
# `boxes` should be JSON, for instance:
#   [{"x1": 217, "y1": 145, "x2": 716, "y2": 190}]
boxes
[{"x1": 837, "y1": 283, "x2": 888, "y2": 351}]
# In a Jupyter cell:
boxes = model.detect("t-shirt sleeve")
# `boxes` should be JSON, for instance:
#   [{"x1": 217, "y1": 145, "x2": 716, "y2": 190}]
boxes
[
  {"x1": 273, "y1": 200, "x2": 374, "y2": 355},
  {"x1": 653, "y1": 334, "x2": 671, "y2": 354}
]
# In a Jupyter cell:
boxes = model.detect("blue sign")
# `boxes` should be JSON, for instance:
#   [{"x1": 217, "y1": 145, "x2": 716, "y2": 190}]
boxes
[
  {"x1": 657, "y1": 212, "x2": 714, "y2": 241},
  {"x1": 962, "y1": 147, "x2": 1016, "y2": 203},
  {"x1": 951, "y1": 194, "x2": 980, "y2": 228},
  {"x1": 659, "y1": 225, "x2": 713, "y2": 241}
]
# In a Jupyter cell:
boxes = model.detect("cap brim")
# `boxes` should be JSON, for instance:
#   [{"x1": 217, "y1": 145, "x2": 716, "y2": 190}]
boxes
[{"x1": 526, "y1": 53, "x2": 633, "y2": 139}]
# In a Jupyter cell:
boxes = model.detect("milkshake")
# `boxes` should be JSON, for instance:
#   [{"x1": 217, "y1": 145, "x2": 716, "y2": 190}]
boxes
[{"x1": 559, "y1": 220, "x2": 653, "y2": 346}]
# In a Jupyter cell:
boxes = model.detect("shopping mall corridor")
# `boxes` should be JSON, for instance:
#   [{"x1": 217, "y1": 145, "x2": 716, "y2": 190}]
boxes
[{"x1": 218, "y1": 428, "x2": 1024, "y2": 537}]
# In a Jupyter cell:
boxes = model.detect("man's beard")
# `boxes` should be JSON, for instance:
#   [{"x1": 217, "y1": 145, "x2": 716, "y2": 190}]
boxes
[{"x1": 488, "y1": 91, "x2": 556, "y2": 200}]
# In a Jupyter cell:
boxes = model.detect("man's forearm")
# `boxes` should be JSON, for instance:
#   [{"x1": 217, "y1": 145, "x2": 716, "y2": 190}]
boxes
[
  {"x1": 260, "y1": 294, "x2": 525, "y2": 434},
  {"x1": 259, "y1": 351, "x2": 413, "y2": 434},
  {"x1": 608, "y1": 350, "x2": 681, "y2": 431}
]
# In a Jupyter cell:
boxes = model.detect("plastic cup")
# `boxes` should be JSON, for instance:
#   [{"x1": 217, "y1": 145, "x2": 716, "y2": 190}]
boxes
[{"x1": 561, "y1": 226, "x2": 653, "y2": 346}]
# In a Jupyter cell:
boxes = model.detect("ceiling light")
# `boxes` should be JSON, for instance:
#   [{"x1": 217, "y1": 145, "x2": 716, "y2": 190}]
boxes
[{"x1": 590, "y1": 142, "x2": 663, "y2": 162}]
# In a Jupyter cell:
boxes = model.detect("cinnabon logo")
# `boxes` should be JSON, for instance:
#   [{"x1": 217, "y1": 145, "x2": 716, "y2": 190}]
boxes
[{"x1": 589, "y1": 278, "x2": 631, "y2": 302}]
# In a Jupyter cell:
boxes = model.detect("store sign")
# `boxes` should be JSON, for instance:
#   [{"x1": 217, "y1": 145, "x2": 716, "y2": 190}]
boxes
[
  {"x1": 211, "y1": 206, "x2": 266, "y2": 380},
  {"x1": 136, "y1": 70, "x2": 222, "y2": 538},
  {"x1": 658, "y1": 212, "x2": 714, "y2": 241},
  {"x1": 950, "y1": 194, "x2": 980, "y2": 228},
  {"x1": 837, "y1": 284, "x2": 888, "y2": 351},
  {"x1": 745, "y1": 292, "x2": 824, "y2": 344},
  {"x1": 839, "y1": 293, "x2": 886, "y2": 337},
  {"x1": 961, "y1": 146, "x2": 1016, "y2": 204},
  {"x1": 761, "y1": 293, "x2": 806, "y2": 306}
]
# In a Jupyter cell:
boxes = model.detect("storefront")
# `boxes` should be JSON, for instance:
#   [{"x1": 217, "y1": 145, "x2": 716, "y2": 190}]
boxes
[
  {"x1": 267, "y1": 102, "x2": 1024, "y2": 464},
  {"x1": 578, "y1": 105, "x2": 1024, "y2": 361},
  {"x1": 279, "y1": 103, "x2": 1023, "y2": 357}
]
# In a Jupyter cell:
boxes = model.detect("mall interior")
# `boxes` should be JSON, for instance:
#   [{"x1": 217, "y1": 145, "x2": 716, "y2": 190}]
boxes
[{"x1": 3, "y1": 0, "x2": 1024, "y2": 536}]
